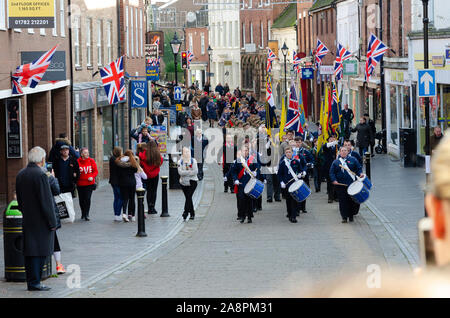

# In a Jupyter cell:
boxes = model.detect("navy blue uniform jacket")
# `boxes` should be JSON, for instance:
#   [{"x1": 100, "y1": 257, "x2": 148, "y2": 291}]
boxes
[
  {"x1": 277, "y1": 156, "x2": 307, "y2": 189},
  {"x1": 231, "y1": 156, "x2": 261, "y2": 195},
  {"x1": 329, "y1": 156, "x2": 362, "y2": 186}
]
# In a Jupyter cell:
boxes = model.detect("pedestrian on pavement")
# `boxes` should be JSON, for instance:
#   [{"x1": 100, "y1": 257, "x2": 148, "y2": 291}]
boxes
[
  {"x1": 221, "y1": 134, "x2": 237, "y2": 193},
  {"x1": 329, "y1": 146, "x2": 364, "y2": 223},
  {"x1": 139, "y1": 140, "x2": 163, "y2": 215},
  {"x1": 16, "y1": 146, "x2": 57, "y2": 291},
  {"x1": 151, "y1": 108, "x2": 164, "y2": 126},
  {"x1": 207, "y1": 98, "x2": 218, "y2": 128},
  {"x1": 53, "y1": 144, "x2": 80, "y2": 196},
  {"x1": 178, "y1": 147, "x2": 199, "y2": 220},
  {"x1": 42, "y1": 165, "x2": 66, "y2": 274},
  {"x1": 191, "y1": 100, "x2": 203, "y2": 130},
  {"x1": 341, "y1": 104, "x2": 354, "y2": 140},
  {"x1": 76, "y1": 148, "x2": 98, "y2": 221},
  {"x1": 363, "y1": 113, "x2": 377, "y2": 156},
  {"x1": 425, "y1": 131, "x2": 450, "y2": 268},
  {"x1": 424, "y1": 126, "x2": 445, "y2": 155},
  {"x1": 351, "y1": 117, "x2": 374, "y2": 158},
  {"x1": 109, "y1": 146, "x2": 123, "y2": 222},
  {"x1": 186, "y1": 117, "x2": 195, "y2": 139},
  {"x1": 192, "y1": 128, "x2": 209, "y2": 181},
  {"x1": 278, "y1": 146, "x2": 307, "y2": 223},
  {"x1": 215, "y1": 82, "x2": 224, "y2": 96},
  {"x1": 48, "y1": 133, "x2": 80, "y2": 164},
  {"x1": 116, "y1": 150, "x2": 139, "y2": 222}
]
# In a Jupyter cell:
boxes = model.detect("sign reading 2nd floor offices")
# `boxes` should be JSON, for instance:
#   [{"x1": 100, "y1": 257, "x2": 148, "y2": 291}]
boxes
[{"x1": 8, "y1": 0, "x2": 55, "y2": 29}]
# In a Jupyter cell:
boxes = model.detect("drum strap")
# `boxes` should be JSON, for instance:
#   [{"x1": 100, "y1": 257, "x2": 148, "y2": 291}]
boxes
[
  {"x1": 284, "y1": 158, "x2": 299, "y2": 182},
  {"x1": 339, "y1": 158, "x2": 356, "y2": 181},
  {"x1": 234, "y1": 156, "x2": 254, "y2": 194}
]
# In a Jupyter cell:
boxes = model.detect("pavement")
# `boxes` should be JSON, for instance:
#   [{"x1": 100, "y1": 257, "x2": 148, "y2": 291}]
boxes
[
  {"x1": 0, "y1": 158, "x2": 205, "y2": 298},
  {"x1": 0, "y1": 146, "x2": 426, "y2": 297}
]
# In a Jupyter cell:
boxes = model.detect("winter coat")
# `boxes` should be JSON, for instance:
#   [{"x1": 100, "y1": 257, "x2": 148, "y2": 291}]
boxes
[
  {"x1": 48, "y1": 138, "x2": 80, "y2": 163},
  {"x1": 116, "y1": 156, "x2": 138, "y2": 188},
  {"x1": 177, "y1": 157, "x2": 199, "y2": 186},
  {"x1": 135, "y1": 170, "x2": 147, "y2": 190},
  {"x1": 45, "y1": 170, "x2": 62, "y2": 230},
  {"x1": 53, "y1": 155, "x2": 80, "y2": 193},
  {"x1": 77, "y1": 157, "x2": 98, "y2": 187},
  {"x1": 352, "y1": 123, "x2": 374, "y2": 149},
  {"x1": 139, "y1": 150, "x2": 163, "y2": 179},
  {"x1": 16, "y1": 163, "x2": 57, "y2": 257},
  {"x1": 329, "y1": 155, "x2": 362, "y2": 186},
  {"x1": 109, "y1": 155, "x2": 120, "y2": 186}
]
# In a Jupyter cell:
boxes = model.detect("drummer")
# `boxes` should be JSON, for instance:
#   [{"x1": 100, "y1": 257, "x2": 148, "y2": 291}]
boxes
[
  {"x1": 295, "y1": 138, "x2": 315, "y2": 214},
  {"x1": 343, "y1": 139, "x2": 363, "y2": 166},
  {"x1": 231, "y1": 145, "x2": 261, "y2": 224},
  {"x1": 277, "y1": 146, "x2": 307, "y2": 223},
  {"x1": 329, "y1": 146, "x2": 364, "y2": 223}
]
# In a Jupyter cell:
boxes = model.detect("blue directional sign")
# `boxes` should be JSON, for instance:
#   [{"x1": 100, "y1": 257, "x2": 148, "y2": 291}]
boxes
[
  {"x1": 130, "y1": 81, "x2": 147, "y2": 109},
  {"x1": 174, "y1": 86, "x2": 182, "y2": 101},
  {"x1": 418, "y1": 69, "x2": 436, "y2": 97},
  {"x1": 301, "y1": 68, "x2": 314, "y2": 80}
]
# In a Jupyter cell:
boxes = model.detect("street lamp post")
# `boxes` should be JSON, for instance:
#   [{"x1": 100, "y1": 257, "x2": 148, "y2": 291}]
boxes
[
  {"x1": 281, "y1": 42, "x2": 289, "y2": 107},
  {"x1": 170, "y1": 32, "x2": 182, "y2": 86},
  {"x1": 208, "y1": 45, "x2": 213, "y2": 87}
]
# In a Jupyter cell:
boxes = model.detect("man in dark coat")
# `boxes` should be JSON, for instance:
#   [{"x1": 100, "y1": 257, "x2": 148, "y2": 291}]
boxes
[
  {"x1": 341, "y1": 104, "x2": 354, "y2": 139},
  {"x1": 351, "y1": 117, "x2": 374, "y2": 157},
  {"x1": 48, "y1": 133, "x2": 79, "y2": 164},
  {"x1": 199, "y1": 93, "x2": 209, "y2": 122},
  {"x1": 364, "y1": 113, "x2": 377, "y2": 156},
  {"x1": 53, "y1": 145, "x2": 80, "y2": 195},
  {"x1": 16, "y1": 146, "x2": 57, "y2": 291}
]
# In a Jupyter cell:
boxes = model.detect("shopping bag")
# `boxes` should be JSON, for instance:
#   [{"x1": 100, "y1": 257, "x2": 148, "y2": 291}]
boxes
[{"x1": 54, "y1": 192, "x2": 75, "y2": 223}]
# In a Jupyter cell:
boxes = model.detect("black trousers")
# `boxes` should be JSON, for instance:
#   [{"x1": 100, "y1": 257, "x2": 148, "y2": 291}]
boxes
[
  {"x1": 25, "y1": 256, "x2": 47, "y2": 288},
  {"x1": 120, "y1": 186, "x2": 136, "y2": 216},
  {"x1": 326, "y1": 176, "x2": 337, "y2": 201},
  {"x1": 77, "y1": 185, "x2": 95, "y2": 218},
  {"x1": 283, "y1": 189, "x2": 299, "y2": 219},
  {"x1": 299, "y1": 175, "x2": 310, "y2": 212},
  {"x1": 144, "y1": 176, "x2": 159, "y2": 212},
  {"x1": 223, "y1": 164, "x2": 233, "y2": 191},
  {"x1": 237, "y1": 193, "x2": 253, "y2": 219},
  {"x1": 197, "y1": 162, "x2": 204, "y2": 180},
  {"x1": 181, "y1": 180, "x2": 197, "y2": 216},
  {"x1": 335, "y1": 184, "x2": 360, "y2": 220}
]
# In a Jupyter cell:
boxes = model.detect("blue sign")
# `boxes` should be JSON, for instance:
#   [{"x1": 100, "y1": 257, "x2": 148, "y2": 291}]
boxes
[
  {"x1": 418, "y1": 70, "x2": 436, "y2": 97},
  {"x1": 446, "y1": 49, "x2": 450, "y2": 60},
  {"x1": 146, "y1": 65, "x2": 159, "y2": 81},
  {"x1": 174, "y1": 86, "x2": 182, "y2": 101},
  {"x1": 302, "y1": 68, "x2": 314, "y2": 80},
  {"x1": 130, "y1": 81, "x2": 147, "y2": 109}
]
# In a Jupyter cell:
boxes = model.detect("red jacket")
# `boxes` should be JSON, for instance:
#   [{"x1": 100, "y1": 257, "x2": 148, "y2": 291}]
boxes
[
  {"x1": 77, "y1": 157, "x2": 98, "y2": 186},
  {"x1": 139, "y1": 151, "x2": 163, "y2": 179}
]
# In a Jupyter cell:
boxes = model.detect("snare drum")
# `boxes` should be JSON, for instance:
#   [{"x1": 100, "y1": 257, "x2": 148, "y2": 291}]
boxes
[
  {"x1": 244, "y1": 178, "x2": 265, "y2": 199},
  {"x1": 288, "y1": 180, "x2": 311, "y2": 203},
  {"x1": 359, "y1": 175, "x2": 372, "y2": 190},
  {"x1": 347, "y1": 181, "x2": 370, "y2": 204}
]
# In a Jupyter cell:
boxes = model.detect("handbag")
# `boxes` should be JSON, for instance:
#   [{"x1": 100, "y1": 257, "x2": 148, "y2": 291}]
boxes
[{"x1": 54, "y1": 192, "x2": 75, "y2": 223}]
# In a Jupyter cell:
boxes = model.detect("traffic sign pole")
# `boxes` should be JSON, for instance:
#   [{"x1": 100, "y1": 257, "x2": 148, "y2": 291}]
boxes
[{"x1": 423, "y1": 0, "x2": 430, "y2": 217}]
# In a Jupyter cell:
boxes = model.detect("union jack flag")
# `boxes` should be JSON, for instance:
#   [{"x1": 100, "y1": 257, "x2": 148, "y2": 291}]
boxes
[
  {"x1": 315, "y1": 39, "x2": 329, "y2": 69},
  {"x1": 147, "y1": 57, "x2": 160, "y2": 67},
  {"x1": 100, "y1": 56, "x2": 126, "y2": 105},
  {"x1": 293, "y1": 50, "x2": 301, "y2": 73},
  {"x1": 334, "y1": 43, "x2": 352, "y2": 81},
  {"x1": 11, "y1": 45, "x2": 58, "y2": 95},
  {"x1": 187, "y1": 50, "x2": 195, "y2": 64},
  {"x1": 285, "y1": 83, "x2": 304, "y2": 134},
  {"x1": 366, "y1": 34, "x2": 388, "y2": 81},
  {"x1": 267, "y1": 48, "x2": 277, "y2": 73},
  {"x1": 154, "y1": 37, "x2": 160, "y2": 47}
]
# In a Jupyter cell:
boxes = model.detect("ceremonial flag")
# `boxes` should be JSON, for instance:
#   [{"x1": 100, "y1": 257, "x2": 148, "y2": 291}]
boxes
[
  {"x1": 100, "y1": 56, "x2": 126, "y2": 105},
  {"x1": 365, "y1": 33, "x2": 388, "y2": 81},
  {"x1": 330, "y1": 82, "x2": 342, "y2": 134},
  {"x1": 317, "y1": 84, "x2": 331, "y2": 154},
  {"x1": 265, "y1": 76, "x2": 278, "y2": 135},
  {"x1": 334, "y1": 43, "x2": 352, "y2": 81},
  {"x1": 267, "y1": 48, "x2": 277, "y2": 73},
  {"x1": 187, "y1": 50, "x2": 195, "y2": 65},
  {"x1": 11, "y1": 45, "x2": 58, "y2": 95},
  {"x1": 285, "y1": 82, "x2": 304, "y2": 134},
  {"x1": 297, "y1": 82, "x2": 306, "y2": 129},
  {"x1": 293, "y1": 50, "x2": 301, "y2": 74},
  {"x1": 315, "y1": 39, "x2": 329, "y2": 69}
]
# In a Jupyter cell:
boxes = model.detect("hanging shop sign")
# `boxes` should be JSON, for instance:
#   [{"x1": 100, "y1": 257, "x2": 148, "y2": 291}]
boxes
[
  {"x1": 5, "y1": 99, "x2": 22, "y2": 158},
  {"x1": 8, "y1": 0, "x2": 55, "y2": 28}
]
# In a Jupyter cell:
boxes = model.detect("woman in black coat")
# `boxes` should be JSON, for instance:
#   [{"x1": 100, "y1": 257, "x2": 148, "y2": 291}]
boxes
[
  {"x1": 110, "y1": 147, "x2": 123, "y2": 222},
  {"x1": 116, "y1": 150, "x2": 138, "y2": 222}
]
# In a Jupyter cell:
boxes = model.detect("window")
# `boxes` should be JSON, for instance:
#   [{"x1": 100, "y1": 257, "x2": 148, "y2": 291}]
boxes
[
  {"x1": 242, "y1": 22, "x2": 246, "y2": 46},
  {"x1": 267, "y1": 20, "x2": 271, "y2": 41},
  {"x1": 399, "y1": 0, "x2": 403, "y2": 56},
  {"x1": 107, "y1": 20, "x2": 112, "y2": 62},
  {"x1": 331, "y1": 10, "x2": 333, "y2": 34},
  {"x1": 74, "y1": 16, "x2": 81, "y2": 66},
  {"x1": 386, "y1": 0, "x2": 391, "y2": 48},
  {"x1": 229, "y1": 21, "x2": 232, "y2": 47},
  {"x1": 222, "y1": 22, "x2": 226, "y2": 47},
  {"x1": 60, "y1": 0, "x2": 65, "y2": 36},
  {"x1": 140, "y1": 9, "x2": 143, "y2": 56},
  {"x1": 130, "y1": 7, "x2": 134, "y2": 57},
  {"x1": 0, "y1": 0, "x2": 5, "y2": 30},
  {"x1": 234, "y1": 21, "x2": 238, "y2": 47},
  {"x1": 135, "y1": 8, "x2": 138, "y2": 57},
  {"x1": 28, "y1": 28, "x2": 34, "y2": 34},
  {"x1": 97, "y1": 20, "x2": 103, "y2": 66},
  {"x1": 326, "y1": 11, "x2": 328, "y2": 34},
  {"x1": 125, "y1": 6, "x2": 129, "y2": 56},
  {"x1": 201, "y1": 33, "x2": 205, "y2": 55},
  {"x1": 189, "y1": 33, "x2": 193, "y2": 52},
  {"x1": 250, "y1": 22, "x2": 253, "y2": 44},
  {"x1": 260, "y1": 21, "x2": 264, "y2": 48},
  {"x1": 53, "y1": 0, "x2": 57, "y2": 36},
  {"x1": 86, "y1": 18, "x2": 92, "y2": 66},
  {"x1": 40, "y1": 28, "x2": 46, "y2": 35}
]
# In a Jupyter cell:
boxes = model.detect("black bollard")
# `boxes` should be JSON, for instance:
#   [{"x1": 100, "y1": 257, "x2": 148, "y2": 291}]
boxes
[
  {"x1": 136, "y1": 188, "x2": 147, "y2": 237},
  {"x1": 160, "y1": 176, "x2": 170, "y2": 217},
  {"x1": 365, "y1": 152, "x2": 371, "y2": 180}
]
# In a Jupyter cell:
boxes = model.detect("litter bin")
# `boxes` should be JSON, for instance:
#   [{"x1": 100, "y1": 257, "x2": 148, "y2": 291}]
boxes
[
  {"x1": 400, "y1": 128, "x2": 417, "y2": 167},
  {"x1": 168, "y1": 152, "x2": 181, "y2": 189},
  {"x1": 3, "y1": 200, "x2": 52, "y2": 282}
]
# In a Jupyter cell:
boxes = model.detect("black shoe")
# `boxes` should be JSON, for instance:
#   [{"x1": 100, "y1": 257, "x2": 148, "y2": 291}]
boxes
[
  {"x1": 342, "y1": 219, "x2": 348, "y2": 223},
  {"x1": 267, "y1": 199, "x2": 273, "y2": 203},
  {"x1": 247, "y1": 218, "x2": 252, "y2": 223},
  {"x1": 334, "y1": 199, "x2": 339, "y2": 202},
  {"x1": 150, "y1": 208, "x2": 158, "y2": 214},
  {"x1": 28, "y1": 284, "x2": 51, "y2": 291},
  {"x1": 296, "y1": 211, "x2": 300, "y2": 216},
  {"x1": 257, "y1": 207, "x2": 262, "y2": 211},
  {"x1": 328, "y1": 199, "x2": 333, "y2": 204},
  {"x1": 371, "y1": 154, "x2": 375, "y2": 157},
  {"x1": 289, "y1": 218, "x2": 297, "y2": 223},
  {"x1": 302, "y1": 210, "x2": 308, "y2": 214},
  {"x1": 315, "y1": 189, "x2": 320, "y2": 193},
  {"x1": 349, "y1": 217, "x2": 354, "y2": 222},
  {"x1": 275, "y1": 199, "x2": 281, "y2": 202},
  {"x1": 182, "y1": 212, "x2": 188, "y2": 220},
  {"x1": 189, "y1": 215, "x2": 195, "y2": 220},
  {"x1": 85, "y1": 217, "x2": 90, "y2": 221},
  {"x1": 240, "y1": 217, "x2": 245, "y2": 223},
  {"x1": 224, "y1": 188, "x2": 228, "y2": 193}
]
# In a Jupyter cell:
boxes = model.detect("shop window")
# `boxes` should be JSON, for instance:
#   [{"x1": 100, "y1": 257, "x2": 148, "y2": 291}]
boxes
[
  {"x1": 102, "y1": 106, "x2": 113, "y2": 161},
  {"x1": 402, "y1": 86, "x2": 411, "y2": 128},
  {"x1": 389, "y1": 85, "x2": 398, "y2": 146}
]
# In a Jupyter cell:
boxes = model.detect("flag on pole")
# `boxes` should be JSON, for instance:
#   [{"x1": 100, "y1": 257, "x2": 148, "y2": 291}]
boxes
[
  {"x1": 317, "y1": 84, "x2": 331, "y2": 154},
  {"x1": 265, "y1": 76, "x2": 278, "y2": 136},
  {"x1": 285, "y1": 82, "x2": 304, "y2": 134},
  {"x1": 279, "y1": 97, "x2": 287, "y2": 141},
  {"x1": 11, "y1": 45, "x2": 58, "y2": 95},
  {"x1": 297, "y1": 82, "x2": 306, "y2": 129},
  {"x1": 267, "y1": 48, "x2": 277, "y2": 73},
  {"x1": 187, "y1": 50, "x2": 195, "y2": 65},
  {"x1": 293, "y1": 50, "x2": 301, "y2": 74},
  {"x1": 315, "y1": 39, "x2": 329, "y2": 69},
  {"x1": 365, "y1": 33, "x2": 389, "y2": 81},
  {"x1": 100, "y1": 56, "x2": 126, "y2": 105},
  {"x1": 330, "y1": 82, "x2": 342, "y2": 134},
  {"x1": 334, "y1": 43, "x2": 352, "y2": 81}
]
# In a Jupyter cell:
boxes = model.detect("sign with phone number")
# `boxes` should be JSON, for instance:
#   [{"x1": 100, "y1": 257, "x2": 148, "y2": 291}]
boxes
[{"x1": 8, "y1": 0, "x2": 55, "y2": 28}]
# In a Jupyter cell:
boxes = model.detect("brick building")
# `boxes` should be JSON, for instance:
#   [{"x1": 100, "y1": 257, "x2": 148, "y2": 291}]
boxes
[
  {"x1": 0, "y1": 0, "x2": 71, "y2": 210},
  {"x1": 185, "y1": 26, "x2": 209, "y2": 89}
]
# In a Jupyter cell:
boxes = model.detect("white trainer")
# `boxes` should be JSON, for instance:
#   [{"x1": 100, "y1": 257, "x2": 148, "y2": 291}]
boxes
[{"x1": 122, "y1": 214, "x2": 129, "y2": 222}]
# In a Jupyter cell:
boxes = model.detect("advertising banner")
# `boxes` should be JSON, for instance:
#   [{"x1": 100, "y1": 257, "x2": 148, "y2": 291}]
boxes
[{"x1": 8, "y1": 0, "x2": 55, "y2": 28}]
